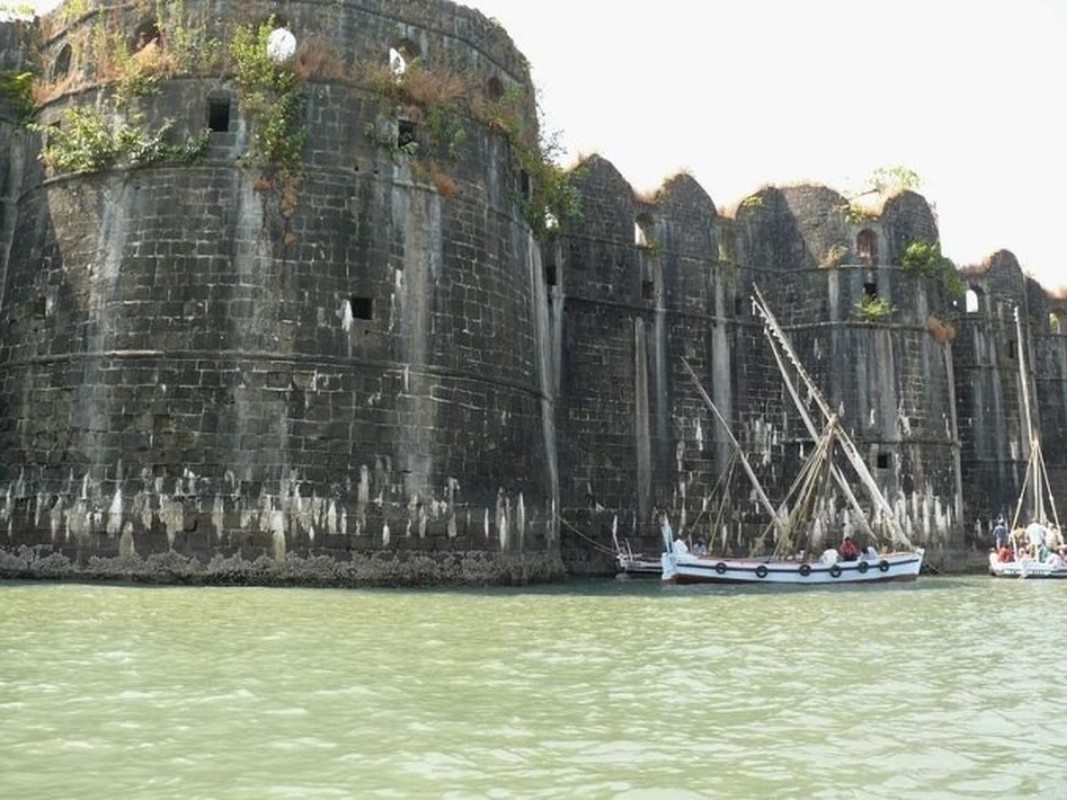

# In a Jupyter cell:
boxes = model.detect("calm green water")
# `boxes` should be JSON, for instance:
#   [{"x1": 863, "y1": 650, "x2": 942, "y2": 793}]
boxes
[{"x1": 1, "y1": 576, "x2": 1064, "y2": 799}]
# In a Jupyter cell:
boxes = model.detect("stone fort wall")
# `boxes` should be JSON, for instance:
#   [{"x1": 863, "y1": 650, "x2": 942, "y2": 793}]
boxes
[
  {"x1": 0, "y1": 0, "x2": 1065, "y2": 583},
  {"x1": 0, "y1": 0, "x2": 560, "y2": 584}
]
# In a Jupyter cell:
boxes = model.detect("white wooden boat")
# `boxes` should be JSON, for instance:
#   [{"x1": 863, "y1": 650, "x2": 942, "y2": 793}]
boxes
[
  {"x1": 661, "y1": 548, "x2": 924, "y2": 585},
  {"x1": 989, "y1": 550, "x2": 1067, "y2": 579},
  {"x1": 989, "y1": 308, "x2": 1064, "y2": 579},
  {"x1": 612, "y1": 516, "x2": 663, "y2": 578},
  {"x1": 662, "y1": 287, "x2": 926, "y2": 586},
  {"x1": 616, "y1": 550, "x2": 664, "y2": 578}
]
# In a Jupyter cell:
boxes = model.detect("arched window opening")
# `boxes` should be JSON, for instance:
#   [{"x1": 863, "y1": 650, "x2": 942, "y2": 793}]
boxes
[
  {"x1": 487, "y1": 76, "x2": 504, "y2": 100},
  {"x1": 635, "y1": 213, "x2": 655, "y2": 248},
  {"x1": 53, "y1": 44, "x2": 72, "y2": 79},
  {"x1": 389, "y1": 39, "x2": 420, "y2": 78},
  {"x1": 396, "y1": 119, "x2": 417, "y2": 153},
  {"x1": 856, "y1": 229, "x2": 876, "y2": 265},
  {"x1": 130, "y1": 20, "x2": 162, "y2": 54},
  {"x1": 1050, "y1": 311, "x2": 1062, "y2": 334},
  {"x1": 965, "y1": 289, "x2": 980, "y2": 313},
  {"x1": 207, "y1": 93, "x2": 231, "y2": 132}
]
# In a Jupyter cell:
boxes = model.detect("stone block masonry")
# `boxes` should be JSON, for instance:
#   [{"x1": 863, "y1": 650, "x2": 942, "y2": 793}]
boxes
[{"x1": 0, "y1": 0, "x2": 1064, "y2": 584}]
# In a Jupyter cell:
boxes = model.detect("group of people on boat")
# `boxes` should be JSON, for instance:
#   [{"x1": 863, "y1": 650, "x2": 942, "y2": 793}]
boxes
[
  {"x1": 668, "y1": 525, "x2": 878, "y2": 564},
  {"x1": 991, "y1": 517, "x2": 1067, "y2": 566}
]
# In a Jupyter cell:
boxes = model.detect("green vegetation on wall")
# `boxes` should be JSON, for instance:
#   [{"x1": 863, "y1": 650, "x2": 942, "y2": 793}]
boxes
[
  {"x1": 25, "y1": 4, "x2": 579, "y2": 234},
  {"x1": 866, "y1": 164, "x2": 921, "y2": 193},
  {"x1": 0, "y1": 69, "x2": 34, "y2": 123},
  {"x1": 28, "y1": 0, "x2": 216, "y2": 174},
  {"x1": 840, "y1": 201, "x2": 877, "y2": 224},
  {"x1": 902, "y1": 238, "x2": 965, "y2": 297},
  {"x1": 514, "y1": 120, "x2": 581, "y2": 238},
  {"x1": 32, "y1": 107, "x2": 207, "y2": 173},
  {"x1": 358, "y1": 57, "x2": 580, "y2": 238},
  {"x1": 855, "y1": 293, "x2": 895, "y2": 321},
  {"x1": 230, "y1": 17, "x2": 306, "y2": 173}
]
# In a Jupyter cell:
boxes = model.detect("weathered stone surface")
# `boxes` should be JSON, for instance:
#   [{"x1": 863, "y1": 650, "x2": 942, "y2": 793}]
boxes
[{"x1": 0, "y1": 1, "x2": 1064, "y2": 585}]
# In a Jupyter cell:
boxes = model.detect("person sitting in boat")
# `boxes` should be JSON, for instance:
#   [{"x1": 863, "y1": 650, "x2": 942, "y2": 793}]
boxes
[
  {"x1": 996, "y1": 544, "x2": 1014, "y2": 562},
  {"x1": 839, "y1": 536, "x2": 859, "y2": 561},
  {"x1": 862, "y1": 544, "x2": 878, "y2": 560},
  {"x1": 671, "y1": 531, "x2": 689, "y2": 556},
  {"x1": 693, "y1": 538, "x2": 708, "y2": 556}
]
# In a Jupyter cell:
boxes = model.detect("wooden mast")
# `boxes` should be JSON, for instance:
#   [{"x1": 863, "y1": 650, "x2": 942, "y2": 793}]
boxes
[{"x1": 751, "y1": 285, "x2": 914, "y2": 550}]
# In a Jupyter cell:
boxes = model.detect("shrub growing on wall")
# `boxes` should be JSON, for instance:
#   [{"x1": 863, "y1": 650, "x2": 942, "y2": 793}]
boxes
[
  {"x1": 229, "y1": 16, "x2": 307, "y2": 172},
  {"x1": 902, "y1": 238, "x2": 965, "y2": 298}
]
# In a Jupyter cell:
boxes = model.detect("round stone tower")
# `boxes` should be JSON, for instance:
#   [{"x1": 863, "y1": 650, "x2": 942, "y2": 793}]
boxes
[{"x1": 0, "y1": 0, "x2": 562, "y2": 584}]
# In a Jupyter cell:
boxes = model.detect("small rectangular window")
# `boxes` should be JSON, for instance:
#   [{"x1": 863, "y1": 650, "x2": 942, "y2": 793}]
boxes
[
  {"x1": 863, "y1": 282, "x2": 878, "y2": 299},
  {"x1": 876, "y1": 453, "x2": 889, "y2": 469},
  {"x1": 641, "y1": 279, "x2": 654, "y2": 300},
  {"x1": 397, "y1": 120, "x2": 417, "y2": 151},
  {"x1": 350, "y1": 296, "x2": 373, "y2": 320},
  {"x1": 208, "y1": 98, "x2": 230, "y2": 132}
]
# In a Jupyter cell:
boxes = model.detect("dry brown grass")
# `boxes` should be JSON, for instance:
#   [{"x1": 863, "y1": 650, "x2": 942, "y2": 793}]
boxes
[
  {"x1": 33, "y1": 73, "x2": 79, "y2": 104},
  {"x1": 293, "y1": 38, "x2": 346, "y2": 81},
  {"x1": 429, "y1": 162, "x2": 458, "y2": 197},
  {"x1": 820, "y1": 243, "x2": 848, "y2": 268},
  {"x1": 401, "y1": 63, "x2": 467, "y2": 108},
  {"x1": 353, "y1": 58, "x2": 470, "y2": 111},
  {"x1": 280, "y1": 179, "x2": 299, "y2": 218},
  {"x1": 926, "y1": 314, "x2": 957, "y2": 343}
]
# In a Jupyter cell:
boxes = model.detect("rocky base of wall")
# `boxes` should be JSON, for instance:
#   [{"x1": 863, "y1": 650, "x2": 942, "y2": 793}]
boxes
[
  {"x1": 560, "y1": 549, "x2": 618, "y2": 578},
  {"x1": 920, "y1": 544, "x2": 994, "y2": 575},
  {"x1": 0, "y1": 545, "x2": 566, "y2": 588}
]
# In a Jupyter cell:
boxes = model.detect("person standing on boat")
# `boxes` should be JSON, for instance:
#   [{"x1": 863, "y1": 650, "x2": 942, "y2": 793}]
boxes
[
  {"x1": 992, "y1": 518, "x2": 1008, "y2": 550},
  {"x1": 839, "y1": 536, "x2": 859, "y2": 561}
]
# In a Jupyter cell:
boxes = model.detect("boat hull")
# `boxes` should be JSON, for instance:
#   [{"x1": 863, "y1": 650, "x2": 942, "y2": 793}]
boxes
[
  {"x1": 988, "y1": 554, "x2": 1067, "y2": 579},
  {"x1": 616, "y1": 555, "x2": 663, "y2": 578},
  {"x1": 661, "y1": 549, "x2": 925, "y2": 585}
]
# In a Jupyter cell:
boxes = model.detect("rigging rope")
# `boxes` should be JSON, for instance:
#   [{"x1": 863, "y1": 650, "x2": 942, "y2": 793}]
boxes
[{"x1": 555, "y1": 513, "x2": 624, "y2": 556}]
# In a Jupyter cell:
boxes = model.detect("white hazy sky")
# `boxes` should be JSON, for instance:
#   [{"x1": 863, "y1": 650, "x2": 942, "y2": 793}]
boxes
[
  {"x1": 463, "y1": 0, "x2": 1067, "y2": 293},
  {"x1": 22, "y1": 0, "x2": 1067, "y2": 292}
]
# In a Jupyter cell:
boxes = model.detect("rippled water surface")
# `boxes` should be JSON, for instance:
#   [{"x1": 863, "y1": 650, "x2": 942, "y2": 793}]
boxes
[{"x1": 2, "y1": 576, "x2": 1065, "y2": 798}]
